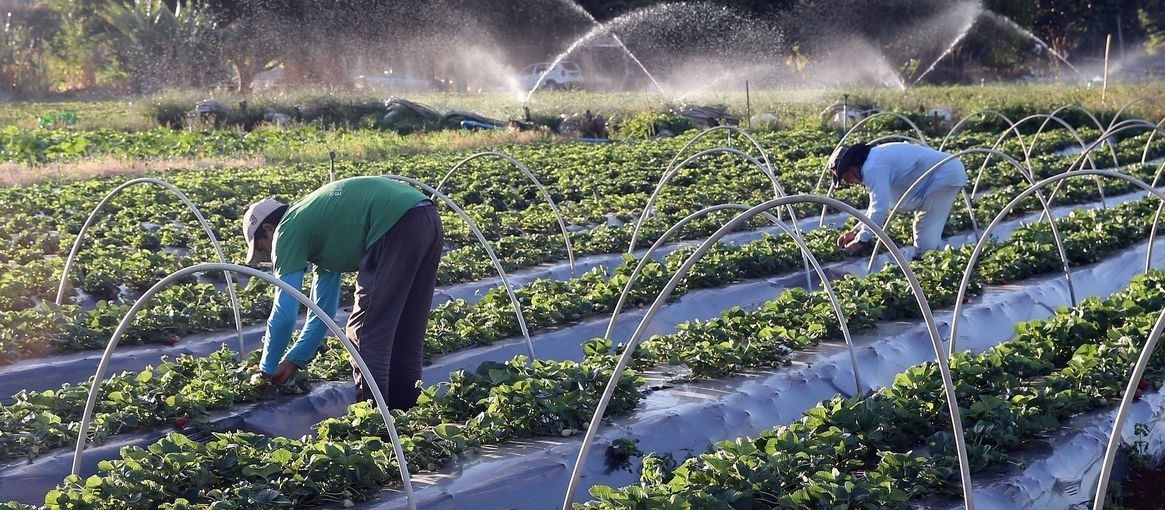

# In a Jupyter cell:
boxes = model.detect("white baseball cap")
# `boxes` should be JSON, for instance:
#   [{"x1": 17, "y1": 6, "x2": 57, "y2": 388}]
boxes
[{"x1": 242, "y1": 197, "x2": 286, "y2": 266}]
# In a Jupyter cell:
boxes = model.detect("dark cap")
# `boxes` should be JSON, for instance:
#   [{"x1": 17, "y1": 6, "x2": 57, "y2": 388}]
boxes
[{"x1": 828, "y1": 143, "x2": 871, "y2": 185}]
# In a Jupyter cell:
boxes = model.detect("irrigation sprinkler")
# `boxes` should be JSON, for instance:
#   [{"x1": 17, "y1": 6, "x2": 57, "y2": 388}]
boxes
[
  {"x1": 55, "y1": 177, "x2": 246, "y2": 358},
  {"x1": 604, "y1": 202, "x2": 862, "y2": 394},
  {"x1": 435, "y1": 151, "x2": 577, "y2": 277},
  {"x1": 563, "y1": 195, "x2": 976, "y2": 510},
  {"x1": 69, "y1": 263, "x2": 418, "y2": 510},
  {"x1": 947, "y1": 169, "x2": 1165, "y2": 358},
  {"x1": 864, "y1": 148, "x2": 1073, "y2": 305},
  {"x1": 328, "y1": 151, "x2": 336, "y2": 182},
  {"x1": 381, "y1": 174, "x2": 536, "y2": 360}
]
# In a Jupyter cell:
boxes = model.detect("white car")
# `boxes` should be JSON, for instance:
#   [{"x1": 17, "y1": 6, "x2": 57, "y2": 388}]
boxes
[{"x1": 518, "y1": 61, "x2": 584, "y2": 91}]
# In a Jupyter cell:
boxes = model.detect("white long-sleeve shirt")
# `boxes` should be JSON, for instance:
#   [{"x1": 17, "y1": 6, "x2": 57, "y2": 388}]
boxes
[{"x1": 855, "y1": 143, "x2": 968, "y2": 243}]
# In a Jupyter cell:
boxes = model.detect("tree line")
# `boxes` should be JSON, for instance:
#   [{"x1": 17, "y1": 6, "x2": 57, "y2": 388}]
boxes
[{"x1": 1, "y1": 0, "x2": 1162, "y2": 99}]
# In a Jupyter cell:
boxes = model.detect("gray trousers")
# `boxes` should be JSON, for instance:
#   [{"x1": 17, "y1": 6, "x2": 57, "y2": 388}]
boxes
[
  {"x1": 912, "y1": 184, "x2": 963, "y2": 252},
  {"x1": 347, "y1": 201, "x2": 443, "y2": 409}
]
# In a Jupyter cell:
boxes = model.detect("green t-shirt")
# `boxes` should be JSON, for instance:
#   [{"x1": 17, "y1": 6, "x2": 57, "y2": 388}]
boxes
[{"x1": 272, "y1": 176, "x2": 427, "y2": 276}]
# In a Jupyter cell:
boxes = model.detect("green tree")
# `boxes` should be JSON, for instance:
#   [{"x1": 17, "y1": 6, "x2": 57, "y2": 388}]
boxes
[{"x1": 98, "y1": 0, "x2": 223, "y2": 93}]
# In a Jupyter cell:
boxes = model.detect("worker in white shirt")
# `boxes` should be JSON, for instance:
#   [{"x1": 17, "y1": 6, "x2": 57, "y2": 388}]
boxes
[{"x1": 830, "y1": 142, "x2": 968, "y2": 255}]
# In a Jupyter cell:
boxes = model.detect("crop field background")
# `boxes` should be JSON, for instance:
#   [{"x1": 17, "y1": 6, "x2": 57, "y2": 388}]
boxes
[{"x1": 6, "y1": 0, "x2": 1165, "y2": 508}]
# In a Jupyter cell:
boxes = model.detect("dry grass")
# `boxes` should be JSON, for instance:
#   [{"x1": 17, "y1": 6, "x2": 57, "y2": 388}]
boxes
[
  {"x1": 0, "y1": 128, "x2": 559, "y2": 186},
  {"x1": 0, "y1": 156, "x2": 265, "y2": 186}
]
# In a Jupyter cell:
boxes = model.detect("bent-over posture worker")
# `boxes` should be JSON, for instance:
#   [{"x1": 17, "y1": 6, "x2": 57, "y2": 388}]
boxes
[
  {"x1": 830, "y1": 142, "x2": 968, "y2": 256},
  {"x1": 242, "y1": 176, "x2": 444, "y2": 409}
]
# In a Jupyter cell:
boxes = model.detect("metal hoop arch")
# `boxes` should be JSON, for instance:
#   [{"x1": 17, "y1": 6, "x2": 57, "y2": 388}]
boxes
[
  {"x1": 865, "y1": 149, "x2": 1075, "y2": 307},
  {"x1": 1107, "y1": 97, "x2": 1165, "y2": 133},
  {"x1": 435, "y1": 151, "x2": 577, "y2": 276},
  {"x1": 1036, "y1": 105, "x2": 1118, "y2": 168},
  {"x1": 563, "y1": 195, "x2": 975, "y2": 510},
  {"x1": 1138, "y1": 116, "x2": 1165, "y2": 166},
  {"x1": 947, "y1": 170, "x2": 1165, "y2": 358},
  {"x1": 868, "y1": 134, "x2": 929, "y2": 147},
  {"x1": 1062, "y1": 121, "x2": 1165, "y2": 267},
  {"x1": 663, "y1": 126, "x2": 777, "y2": 183},
  {"x1": 70, "y1": 263, "x2": 418, "y2": 510},
  {"x1": 628, "y1": 147, "x2": 792, "y2": 254},
  {"x1": 381, "y1": 174, "x2": 536, "y2": 360},
  {"x1": 969, "y1": 113, "x2": 1102, "y2": 201},
  {"x1": 604, "y1": 203, "x2": 861, "y2": 394},
  {"x1": 54, "y1": 177, "x2": 245, "y2": 357},
  {"x1": 812, "y1": 112, "x2": 931, "y2": 197},
  {"x1": 1094, "y1": 303, "x2": 1165, "y2": 509},
  {"x1": 937, "y1": 109, "x2": 1020, "y2": 153}
]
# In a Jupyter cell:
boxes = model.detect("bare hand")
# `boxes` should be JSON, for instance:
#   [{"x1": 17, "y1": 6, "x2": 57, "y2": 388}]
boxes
[
  {"x1": 836, "y1": 230, "x2": 857, "y2": 248},
  {"x1": 271, "y1": 360, "x2": 300, "y2": 386},
  {"x1": 843, "y1": 240, "x2": 865, "y2": 256}
]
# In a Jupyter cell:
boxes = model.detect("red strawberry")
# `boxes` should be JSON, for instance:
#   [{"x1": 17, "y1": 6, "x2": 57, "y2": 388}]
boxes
[
  {"x1": 962, "y1": 295, "x2": 970, "y2": 304},
  {"x1": 164, "y1": 337, "x2": 178, "y2": 346},
  {"x1": 174, "y1": 416, "x2": 188, "y2": 428},
  {"x1": 1134, "y1": 390, "x2": 1143, "y2": 401},
  {"x1": 1139, "y1": 380, "x2": 1149, "y2": 390}
]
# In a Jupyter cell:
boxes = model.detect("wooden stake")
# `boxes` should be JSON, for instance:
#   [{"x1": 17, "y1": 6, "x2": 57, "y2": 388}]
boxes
[
  {"x1": 1103, "y1": 33, "x2": 1112, "y2": 103},
  {"x1": 745, "y1": 80, "x2": 752, "y2": 128}
]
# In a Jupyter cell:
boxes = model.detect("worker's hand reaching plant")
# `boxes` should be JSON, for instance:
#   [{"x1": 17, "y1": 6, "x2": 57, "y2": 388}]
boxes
[
  {"x1": 836, "y1": 229, "x2": 858, "y2": 248},
  {"x1": 271, "y1": 360, "x2": 301, "y2": 386},
  {"x1": 843, "y1": 240, "x2": 865, "y2": 256}
]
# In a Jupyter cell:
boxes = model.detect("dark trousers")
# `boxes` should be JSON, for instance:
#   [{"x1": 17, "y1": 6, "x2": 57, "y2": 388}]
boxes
[{"x1": 347, "y1": 202, "x2": 443, "y2": 409}]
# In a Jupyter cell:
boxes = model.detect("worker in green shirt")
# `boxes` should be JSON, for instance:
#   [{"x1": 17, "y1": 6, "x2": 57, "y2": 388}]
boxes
[{"x1": 241, "y1": 176, "x2": 444, "y2": 409}]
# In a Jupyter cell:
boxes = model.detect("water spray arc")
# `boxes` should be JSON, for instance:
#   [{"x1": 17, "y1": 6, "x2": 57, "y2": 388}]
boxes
[
  {"x1": 522, "y1": 4, "x2": 665, "y2": 102},
  {"x1": 908, "y1": 3, "x2": 1083, "y2": 85},
  {"x1": 981, "y1": 9, "x2": 1082, "y2": 77},
  {"x1": 912, "y1": 2, "x2": 983, "y2": 86}
]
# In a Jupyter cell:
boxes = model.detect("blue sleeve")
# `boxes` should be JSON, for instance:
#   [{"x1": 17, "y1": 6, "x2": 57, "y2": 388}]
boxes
[
  {"x1": 283, "y1": 271, "x2": 342, "y2": 368},
  {"x1": 260, "y1": 270, "x2": 305, "y2": 375}
]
